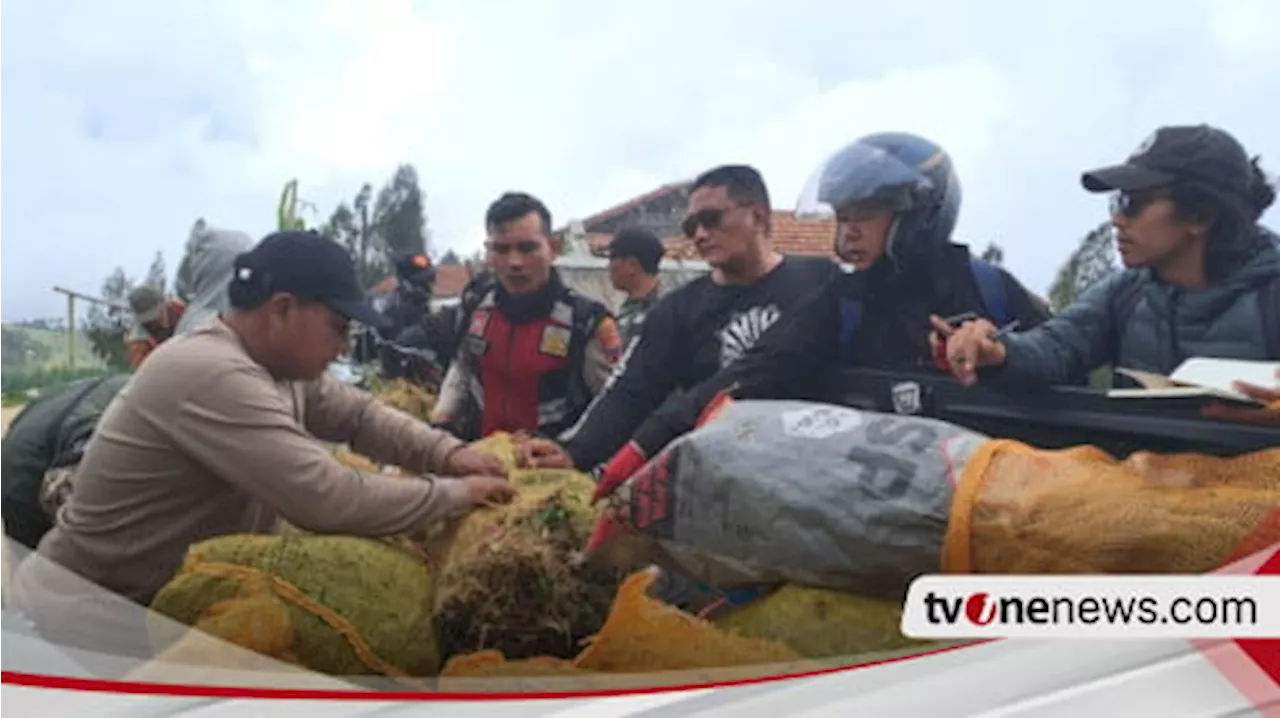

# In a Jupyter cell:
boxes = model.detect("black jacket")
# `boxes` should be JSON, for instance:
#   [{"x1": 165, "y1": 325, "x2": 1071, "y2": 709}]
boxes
[{"x1": 631, "y1": 244, "x2": 1053, "y2": 456}]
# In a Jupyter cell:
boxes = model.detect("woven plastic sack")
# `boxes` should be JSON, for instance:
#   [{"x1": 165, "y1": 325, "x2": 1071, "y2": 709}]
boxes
[
  {"x1": 440, "y1": 568, "x2": 807, "y2": 679},
  {"x1": 944, "y1": 441, "x2": 1280, "y2": 574},
  {"x1": 149, "y1": 534, "x2": 438, "y2": 680},
  {"x1": 586, "y1": 400, "x2": 987, "y2": 598},
  {"x1": 712, "y1": 585, "x2": 928, "y2": 660}
]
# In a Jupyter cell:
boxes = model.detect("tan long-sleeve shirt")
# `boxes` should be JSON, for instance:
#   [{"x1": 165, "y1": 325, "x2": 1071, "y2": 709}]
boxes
[{"x1": 35, "y1": 318, "x2": 471, "y2": 606}]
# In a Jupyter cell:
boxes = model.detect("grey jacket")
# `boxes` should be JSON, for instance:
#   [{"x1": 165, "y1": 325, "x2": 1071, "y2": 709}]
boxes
[{"x1": 995, "y1": 234, "x2": 1280, "y2": 385}]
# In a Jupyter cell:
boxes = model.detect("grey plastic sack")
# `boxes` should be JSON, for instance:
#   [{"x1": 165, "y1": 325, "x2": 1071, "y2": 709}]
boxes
[{"x1": 585, "y1": 400, "x2": 988, "y2": 598}]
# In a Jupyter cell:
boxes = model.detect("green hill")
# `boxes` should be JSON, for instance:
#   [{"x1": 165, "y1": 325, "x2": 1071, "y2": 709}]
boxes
[{"x1": 2, "y1": 323, "x2": 109, "y2": 404}]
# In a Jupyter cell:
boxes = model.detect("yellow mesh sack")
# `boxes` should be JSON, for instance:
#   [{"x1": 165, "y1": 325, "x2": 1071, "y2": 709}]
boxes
[
  {"x1": 149, "y1": 534, "x2": 437, "y2": 681},
  {"x1": 572, "y1": 568, "x2": 804, "y2": 672},
  {"x1": 712, "y1": 585, "x2": 929, "y2": 660},
  {"x1": 943, "y1": 441, "x2": 1280, "y2": 574},
  {"x1": 425, "y1": 432, "x2": 621, "y2": 663},
  {"x1": 440, "y1": 568, "x2": 808, "y2": 678}
]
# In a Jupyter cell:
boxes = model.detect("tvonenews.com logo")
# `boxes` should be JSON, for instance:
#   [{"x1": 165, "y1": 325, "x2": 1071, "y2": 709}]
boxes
[
  {"x1": 900, "y1": 577, "x2": 1280, "y2": 639},
  {"x1": 923, "y1": 591, "x2": 1257, "y2": 627}
]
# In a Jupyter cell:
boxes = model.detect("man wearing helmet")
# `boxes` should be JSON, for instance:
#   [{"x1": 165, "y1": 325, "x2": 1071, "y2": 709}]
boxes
[{"x1": 548, "y1": 133, "x2": 1052, "y2": 496}]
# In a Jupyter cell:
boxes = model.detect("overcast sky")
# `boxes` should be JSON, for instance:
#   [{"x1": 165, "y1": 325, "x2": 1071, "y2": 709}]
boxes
[{"x1": 2, "y1": 0, "x2": 1278, "y2": 320}]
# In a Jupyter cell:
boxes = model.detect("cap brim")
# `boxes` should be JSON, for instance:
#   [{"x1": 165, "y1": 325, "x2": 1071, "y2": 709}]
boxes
[
  {"x1": 1081, "y1": 163, "x2": 1176, "y2": 193},
  {"x1": 328, "y1": 298, "x2": 390, "y2": 330},
  {"x1": 135, "y1": 306, "x2": 164, "y2": 323}
]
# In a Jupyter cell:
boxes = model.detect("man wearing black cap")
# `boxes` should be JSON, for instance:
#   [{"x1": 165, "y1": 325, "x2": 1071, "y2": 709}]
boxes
[
  {"x1": 25, "y1": 231, "x2": 514, "y2": 621},
  {"x1": 606, "y1": 227, "x2": 666, "y2": 347},
  {"x1": 939, "y1": 124, "x2": 1280, "y2": 393}
]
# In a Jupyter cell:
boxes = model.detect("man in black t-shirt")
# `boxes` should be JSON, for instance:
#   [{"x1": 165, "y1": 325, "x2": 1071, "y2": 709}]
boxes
[{"x1": 525, "y1": 164, "x2": 841, "y2": 473}]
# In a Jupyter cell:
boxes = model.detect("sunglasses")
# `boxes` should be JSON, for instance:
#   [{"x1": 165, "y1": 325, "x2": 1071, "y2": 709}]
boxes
[
  {"x1": 681, "y1": 203, "x2": 751, "y2": 239},
  {"x1": 486, "y1": 239, "x2": 543, "y2": 255},
  {"x1": 1110, "y1": 189, "x2": 1167, "y2": 218}
]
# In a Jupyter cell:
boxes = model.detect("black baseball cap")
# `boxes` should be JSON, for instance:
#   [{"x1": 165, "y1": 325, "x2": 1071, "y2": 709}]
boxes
[
  {"x1": 1081, "y1": 124, "x2": 1253, "y2": 199},
  {"x1": 236, "y1": 231, "x2": 388, "y2": 329},
  {"x1": 607, "y1": 227, "x2": 665, "y2": 270}
]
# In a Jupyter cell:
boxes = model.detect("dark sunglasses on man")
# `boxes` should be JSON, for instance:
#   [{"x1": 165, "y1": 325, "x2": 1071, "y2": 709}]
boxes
[{"x1": 682, "y1": 202, "x2": 751, "y2": 239}]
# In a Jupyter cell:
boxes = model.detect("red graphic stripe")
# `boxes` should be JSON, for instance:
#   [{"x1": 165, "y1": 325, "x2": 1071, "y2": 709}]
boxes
[{"x1": 1, "y1": 642, "x2": 985, "y2": 701}]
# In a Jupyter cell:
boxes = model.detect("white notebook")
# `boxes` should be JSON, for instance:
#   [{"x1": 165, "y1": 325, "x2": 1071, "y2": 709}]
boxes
[{"x1": 1109, "y1": 358, "x2": 1279, "y2": 405}]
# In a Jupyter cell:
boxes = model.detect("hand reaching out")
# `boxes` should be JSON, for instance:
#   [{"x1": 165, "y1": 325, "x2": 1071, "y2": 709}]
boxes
[
  {"x1": 461, "y1": 475, "x2": 517, "y2": 506},
  {"x1": 443, "y1": 445, "x2": 509, "y2": 478},
  {"x1": 515, "y1": 438, "x2": 575, "y2": 469},
  {"x1": 1202, "y1": 367, "x2": 1280, "y2": 427},
  {"x1": 927, "y1": 315, "x2": 1008, "y2": 385}
]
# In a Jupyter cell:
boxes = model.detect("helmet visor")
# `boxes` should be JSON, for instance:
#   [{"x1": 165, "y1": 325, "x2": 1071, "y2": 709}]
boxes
[{"x1": 795, "y1": 141, "x2": 938, "y2": 221}]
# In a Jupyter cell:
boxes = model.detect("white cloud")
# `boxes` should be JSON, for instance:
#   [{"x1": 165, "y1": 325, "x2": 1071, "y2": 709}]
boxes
[{"x1": 3, "y1": 0, "x2": 1278, "y2": 319}]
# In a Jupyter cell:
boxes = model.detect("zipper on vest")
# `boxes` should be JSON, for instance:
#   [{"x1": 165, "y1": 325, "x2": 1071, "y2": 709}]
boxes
[{"x1": 1168, "y1": 289, "x2": 1183, "y2": 366}]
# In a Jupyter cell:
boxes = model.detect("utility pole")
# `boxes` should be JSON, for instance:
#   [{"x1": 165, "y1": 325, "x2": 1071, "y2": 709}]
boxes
[{"x1": 51, "y1": 286, "x2": 127, "y2": 370}]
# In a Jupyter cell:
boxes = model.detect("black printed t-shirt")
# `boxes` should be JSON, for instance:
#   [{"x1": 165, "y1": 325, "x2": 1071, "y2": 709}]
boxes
[{"x1": 561, "y1": 255, "x2": 840, "y2": 470}]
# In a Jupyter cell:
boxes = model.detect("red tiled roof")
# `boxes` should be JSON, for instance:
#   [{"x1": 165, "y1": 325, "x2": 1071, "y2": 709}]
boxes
[
  {"x1": 770, "y1": 211, "x2": 837, "y2": 257},
  {"x1": 579, "y1": 182, "x2": 692, "y2": 228},
  {"x1": 434, "y1": 264, "x2": 473, "y2": 297}
]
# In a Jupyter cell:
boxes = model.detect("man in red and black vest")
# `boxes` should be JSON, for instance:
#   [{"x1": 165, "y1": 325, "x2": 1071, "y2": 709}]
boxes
[{"x1": 431, "y1": 192, "x2": 623, "y2": 442}]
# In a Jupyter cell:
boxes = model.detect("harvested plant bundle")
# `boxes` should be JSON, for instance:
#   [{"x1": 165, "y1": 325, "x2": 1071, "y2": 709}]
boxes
[{"x1": 428, "y1": 432, "x2": 624, "y2": 663}]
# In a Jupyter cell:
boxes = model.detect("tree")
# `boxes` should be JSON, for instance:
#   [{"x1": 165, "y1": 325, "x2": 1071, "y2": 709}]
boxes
[
  {"x1": 980, "y1": 243, "x2": 1005, "y2": 266},
  {"x1": 1, "y1": 327, "x2": 44, "y2": 367},
  {"x1": 174, "y1": 218, "x2": 207, "y2": 303},
  {"x1": 352, "y1": 184, "x2": 388, "y2": 288},
  {"x1": 145, "y1": 251, "x2": 167, "y2": 291},
  {"x1": 85, "y1": 267, "x2": 136, "y2": 370},
  {"x1": 1047, "y1": 221, "x2": 1118, "y2": 313},
  {"x1": 440, "y1": 249, "x2": 461, "y2": 265},
  {"x1": 374, "y1": 164, "x2": 429, "y2": 259}
]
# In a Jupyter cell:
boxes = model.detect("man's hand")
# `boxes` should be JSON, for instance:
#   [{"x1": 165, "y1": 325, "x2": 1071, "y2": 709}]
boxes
[
  {"x1": 443, "y1": 445, "x2": 509, "y2": 478},
  {"x1": 930, "y1": 316, "x2": 1008, "y2": 385},
  {"x1": 516, "y1": 438, "x2": 575, "y2": 469},
  {"x1": 1202, "y1": 369, "x2": 1280, "y2": 427},
  {"x1": 461, "y1": 475, "x2": 517, "y2": 506}
]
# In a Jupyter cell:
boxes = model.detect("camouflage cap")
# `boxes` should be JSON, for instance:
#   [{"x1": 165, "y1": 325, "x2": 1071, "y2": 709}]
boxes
[{"x1": 128, "y1": 285, "x2": 167, "y2": 322}]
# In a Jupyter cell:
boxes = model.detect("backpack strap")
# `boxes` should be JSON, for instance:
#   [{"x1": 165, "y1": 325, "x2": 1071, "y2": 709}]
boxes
[
  {"x1": 1259, "y1": 276, "x2": 1280, "y2": 359},
  {"x1": 837, "y1": 296, "x2": 864, "y2": 364},
  {"x1": 968, "y1": 258, "x2": 1010, "y2": 326}
]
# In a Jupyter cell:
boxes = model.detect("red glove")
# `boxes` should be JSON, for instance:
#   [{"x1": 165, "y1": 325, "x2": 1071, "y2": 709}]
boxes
[
  {"x1": 696, "y1": 391, "x2": 736, "y2": 428},
  {"x1": 591, "y1": 441, "x2": 648, "y2": 503}
]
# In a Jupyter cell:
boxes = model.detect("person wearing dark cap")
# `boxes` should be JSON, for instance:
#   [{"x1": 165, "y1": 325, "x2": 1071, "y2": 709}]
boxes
[
  {"x1": 938, "y1": 125, "x2": 1280, "y2": 403},
  {"x1": 20, "y1": 231, "x2": 514, "y2": 632},
  {"x1": 124, "y1": 285, "x2": 186, "y2": 370},
  {"x1": 607, "y1": 227, "x2": 666, "y2": 347}
]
